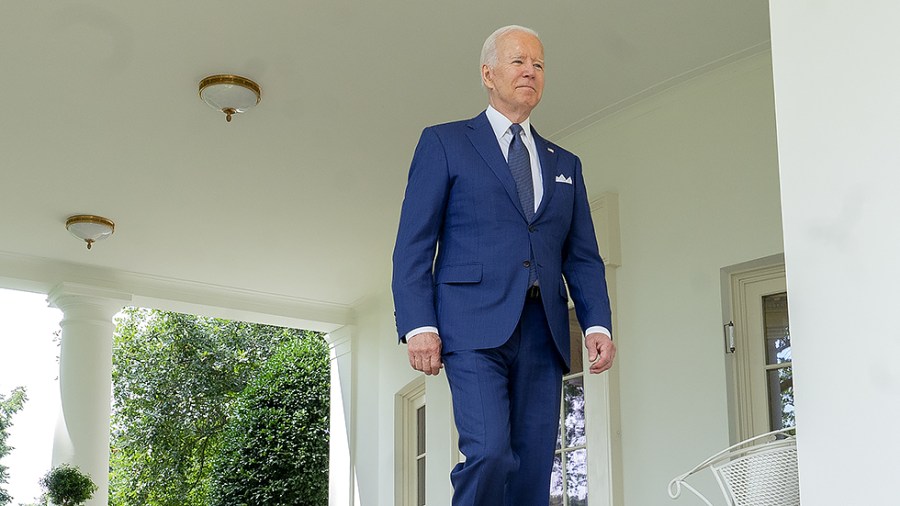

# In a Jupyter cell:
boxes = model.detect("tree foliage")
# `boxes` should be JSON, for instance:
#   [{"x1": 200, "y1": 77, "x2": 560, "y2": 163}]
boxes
[
  {"x1": 208, "y1": 337, "x2": 329, "y2": 506},
  {"x1": 0, "y1": 386, "x2": 27, "y2": 506},
  {"x1": 39, "y1": 464, "x2": 97, "y2": 506},
  {"x1": 108, "y1": 308, "x2": 320, "y2": 506}
]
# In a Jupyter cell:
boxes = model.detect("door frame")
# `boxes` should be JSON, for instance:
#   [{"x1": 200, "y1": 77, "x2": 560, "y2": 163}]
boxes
[{"x1": 721, "y1": 254, "x2": 786, "y2": 443}]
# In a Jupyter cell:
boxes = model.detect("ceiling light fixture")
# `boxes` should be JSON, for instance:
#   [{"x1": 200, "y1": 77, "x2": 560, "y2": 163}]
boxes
[
  {"x1": 198, "y1": 74, "x2": 261, "y2": 122},
  {"x1": 65, "y1": 215, "x2": 115, "y2": 250}
]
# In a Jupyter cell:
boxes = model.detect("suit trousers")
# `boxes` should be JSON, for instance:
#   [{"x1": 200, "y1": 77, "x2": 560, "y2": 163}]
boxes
[{"x1": 443, "y1": 294, "x2": 564, "y2": 506}]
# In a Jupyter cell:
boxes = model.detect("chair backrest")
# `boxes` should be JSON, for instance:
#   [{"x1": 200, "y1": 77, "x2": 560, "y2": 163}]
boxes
[
  {"x1": 667, "y1": 428, "x2": 799, "y2": 506},
  {"x1": 712, "y1": 438, "x2": 799, "y2": 506}
]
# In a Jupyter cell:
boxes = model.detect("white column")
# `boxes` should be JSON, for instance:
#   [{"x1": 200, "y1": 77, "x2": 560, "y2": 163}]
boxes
[
  {"x1": 325, "y1": 325, "x2": 355, "y2": 506},
  {"x1": 769, "y1": 1, "x2": 900, "y2": 503},
  {"x1": 47, "y1": 283, "x2": 131, "y2": 506}
]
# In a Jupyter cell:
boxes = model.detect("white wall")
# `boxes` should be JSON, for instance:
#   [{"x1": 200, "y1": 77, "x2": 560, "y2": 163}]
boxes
[
  {"x1": 769, "y1": 1, "x2": 900, "y2": 503},
  {"x1": 560, "y1": 51, "x2": 783, "y2": 505}
]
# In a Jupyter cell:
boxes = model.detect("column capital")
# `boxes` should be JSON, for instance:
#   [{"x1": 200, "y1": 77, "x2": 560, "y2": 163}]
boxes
[
  {"x1": 47, "y1": 282, "x2": 132, "y2": 318},
  {"x1": 324, "y1": 325, "x2": 354, "y2": 359}
]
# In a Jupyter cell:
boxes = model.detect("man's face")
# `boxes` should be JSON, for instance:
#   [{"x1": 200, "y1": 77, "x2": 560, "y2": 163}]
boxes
[{"x1": 482, "y1": 31, "x2": 545, "y2": 121}]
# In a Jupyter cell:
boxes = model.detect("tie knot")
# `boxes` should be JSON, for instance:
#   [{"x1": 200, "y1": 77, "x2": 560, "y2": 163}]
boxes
[{"x1": 509, "y1": 123, "x2": 524, "y2": 136}]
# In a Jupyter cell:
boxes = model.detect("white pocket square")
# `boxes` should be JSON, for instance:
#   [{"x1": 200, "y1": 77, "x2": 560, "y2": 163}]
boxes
[{"x1": 555, "y1": 174, "x2": 573, "y2": 185}]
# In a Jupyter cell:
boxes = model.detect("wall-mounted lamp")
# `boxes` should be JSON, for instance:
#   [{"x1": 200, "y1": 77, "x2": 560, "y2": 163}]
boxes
[{"x1": 66, "y1": 215, "x2": 115, "y2": 250}]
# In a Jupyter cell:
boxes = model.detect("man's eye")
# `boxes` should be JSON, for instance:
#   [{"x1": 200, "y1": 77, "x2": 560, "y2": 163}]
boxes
[
  {"x1": 512, "y1": 59, "x2": 523, "y2": 64},
  {"x1": 534, "y1": 63, "x2": 543, "y2": 70}
]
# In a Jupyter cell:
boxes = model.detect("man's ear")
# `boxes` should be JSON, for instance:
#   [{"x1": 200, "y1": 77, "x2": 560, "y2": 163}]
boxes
[{"x1": 481, "y1": 64, "x2": 494, "y2": 90}]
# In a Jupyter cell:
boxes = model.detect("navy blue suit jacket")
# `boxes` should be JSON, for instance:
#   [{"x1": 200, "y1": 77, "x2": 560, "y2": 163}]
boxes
[{"x1": 392, "y1": 111, "x2": 611, "y2": 370}]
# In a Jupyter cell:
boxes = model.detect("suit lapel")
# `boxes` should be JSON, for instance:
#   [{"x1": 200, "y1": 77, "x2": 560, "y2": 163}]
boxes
[
  {"x1": 466, "y1": 112, "x2": 526, "y2": 220},
  {"x1": 533, "y1": 129, "x2": 557, "y2": 222}
]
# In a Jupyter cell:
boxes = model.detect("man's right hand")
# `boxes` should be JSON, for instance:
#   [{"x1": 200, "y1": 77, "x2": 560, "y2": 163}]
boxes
[{"x1": 407, "y1": 332, "x2": 443, "y2": 375}]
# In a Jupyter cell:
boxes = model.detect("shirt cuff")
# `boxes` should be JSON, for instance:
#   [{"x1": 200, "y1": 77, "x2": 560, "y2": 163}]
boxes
[
  {"x1": 405, "y1": 326, "x2": 439, "y2": 343},
  {"x1": 584, "y1": 326, "x2": 611, "y2": 339}
]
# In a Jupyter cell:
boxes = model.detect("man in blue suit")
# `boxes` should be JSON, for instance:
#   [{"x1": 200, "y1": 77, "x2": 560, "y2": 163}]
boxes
[{"x1": 392, "y1": 25, "x2": 616, "y2": 505}]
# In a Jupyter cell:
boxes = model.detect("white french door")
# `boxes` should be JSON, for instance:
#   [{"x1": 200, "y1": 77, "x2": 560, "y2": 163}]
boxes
[{"x1": 731, "y1": 265, "x2": 794, "y2": 440}]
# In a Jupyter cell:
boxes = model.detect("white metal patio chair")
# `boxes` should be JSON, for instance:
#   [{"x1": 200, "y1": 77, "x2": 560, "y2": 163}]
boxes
[{"x1": 667, "y1": 427, "x2": 799, "y2": 506}]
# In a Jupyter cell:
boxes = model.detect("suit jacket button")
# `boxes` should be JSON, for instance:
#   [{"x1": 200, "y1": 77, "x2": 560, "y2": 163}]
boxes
[
  {"x1": 523, "y1": 260, "x2": 531, "y2": 268},
  {"x1": 528, "y1": 225, "x2": 536, "y2": 232}
]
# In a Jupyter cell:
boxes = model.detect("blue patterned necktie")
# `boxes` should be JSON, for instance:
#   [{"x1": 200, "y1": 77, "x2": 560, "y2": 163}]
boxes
[
  {"x1": 508, "y1": 123, "x2": 535, "y2": 222},
  {"x1": 508, "y1": 123, "x2": 538, "y2": 287}
]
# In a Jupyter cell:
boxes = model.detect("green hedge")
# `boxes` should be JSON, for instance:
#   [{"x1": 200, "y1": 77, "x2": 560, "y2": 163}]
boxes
[{"x1": 208, "y1": 336, "x2": 330, "y2": 505}]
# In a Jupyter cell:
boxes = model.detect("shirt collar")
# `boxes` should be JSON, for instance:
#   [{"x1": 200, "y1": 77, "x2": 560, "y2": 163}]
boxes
[{"x1": 486, "y1": 105, "x2": 532, "y2": 143}]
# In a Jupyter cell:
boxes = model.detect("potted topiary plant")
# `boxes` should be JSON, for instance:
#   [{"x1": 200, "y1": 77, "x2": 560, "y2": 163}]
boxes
[{"x1": 39, "y1": 464, "x2": 97, "y2": 506}]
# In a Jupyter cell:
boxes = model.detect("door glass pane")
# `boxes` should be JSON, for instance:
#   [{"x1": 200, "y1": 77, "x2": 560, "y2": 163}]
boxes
[
  {"x1": 555, "y1": 417, "x2": 562, "y2": 451},
  {"x1": 767, "y1": 366, "x2": 795, "y2": 430},
  {"x1": 563, "y1": 376, "x2": 586, "y2": 447},
  {"x1": 566, "y1": 448, "x2": 588, "y2": 506},
  {"x1": 416, "y1": 457, "x2": 426, "y2": 506},
  {"x1": 763, "y1": 292, "x2": 791, "y2": 365},
  {"x1": 416, "y1": 405, "x2": 426, "y2": 455},
  {"x1": 550, "y1": 452, "x2": 564, "y2": 505}
]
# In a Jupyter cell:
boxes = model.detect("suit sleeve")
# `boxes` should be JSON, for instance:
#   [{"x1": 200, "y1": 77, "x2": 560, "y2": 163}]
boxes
[
  {"x1": 392, "y1": 128, "x2": 451, "y2": 342},
  {"x1": 561, "y1": 156, "x2": 613, "y2": 334}
]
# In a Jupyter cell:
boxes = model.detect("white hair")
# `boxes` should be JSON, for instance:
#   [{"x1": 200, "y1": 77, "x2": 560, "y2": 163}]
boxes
[{"x1": 480, "y1": 24, "x2": 540, "y2": 74}]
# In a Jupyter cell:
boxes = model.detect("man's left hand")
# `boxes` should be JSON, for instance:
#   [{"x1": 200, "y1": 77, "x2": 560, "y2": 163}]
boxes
[{"x1": 585, "y1": 333, "x2": 616, "y2": 374}]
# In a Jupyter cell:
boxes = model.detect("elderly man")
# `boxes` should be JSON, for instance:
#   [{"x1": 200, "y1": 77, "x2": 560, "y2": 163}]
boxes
[{"x1": 392, "y1": 25, "x2": 616, "y2": 505}]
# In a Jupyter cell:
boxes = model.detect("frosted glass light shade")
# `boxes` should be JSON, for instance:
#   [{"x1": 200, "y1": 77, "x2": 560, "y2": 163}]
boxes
[
  {"x1": 65, "y1": 215, "x2": 115, "y2": 250},
  {"x1": 199, "y1": 75, "x2": 261, "y2": 122}
]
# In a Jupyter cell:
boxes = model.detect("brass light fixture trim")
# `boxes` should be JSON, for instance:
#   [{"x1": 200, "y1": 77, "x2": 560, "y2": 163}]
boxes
[
  {"x1": 198, "y1": 74, "x2": 261, "y2": 122},
  {"x1": 65, "y1": 214, "x2": 115, "y2": 250}
]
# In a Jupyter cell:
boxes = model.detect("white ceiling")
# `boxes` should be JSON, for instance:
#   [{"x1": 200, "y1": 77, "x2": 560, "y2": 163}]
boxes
[{"x1": 0, "y1": 1, "x2": 770, "y2": 309}]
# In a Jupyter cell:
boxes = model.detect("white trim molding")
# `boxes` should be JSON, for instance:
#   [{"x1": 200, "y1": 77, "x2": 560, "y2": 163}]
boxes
[
  {"x1": 395, "y1": 378, "x2": 426, "y2": 506},
  {"x1": 585, "y1": 191, "x2": 624, "y2": 506},
  {"x1": 0, "y1": 251, "x2": 352, "y2": 331}
]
